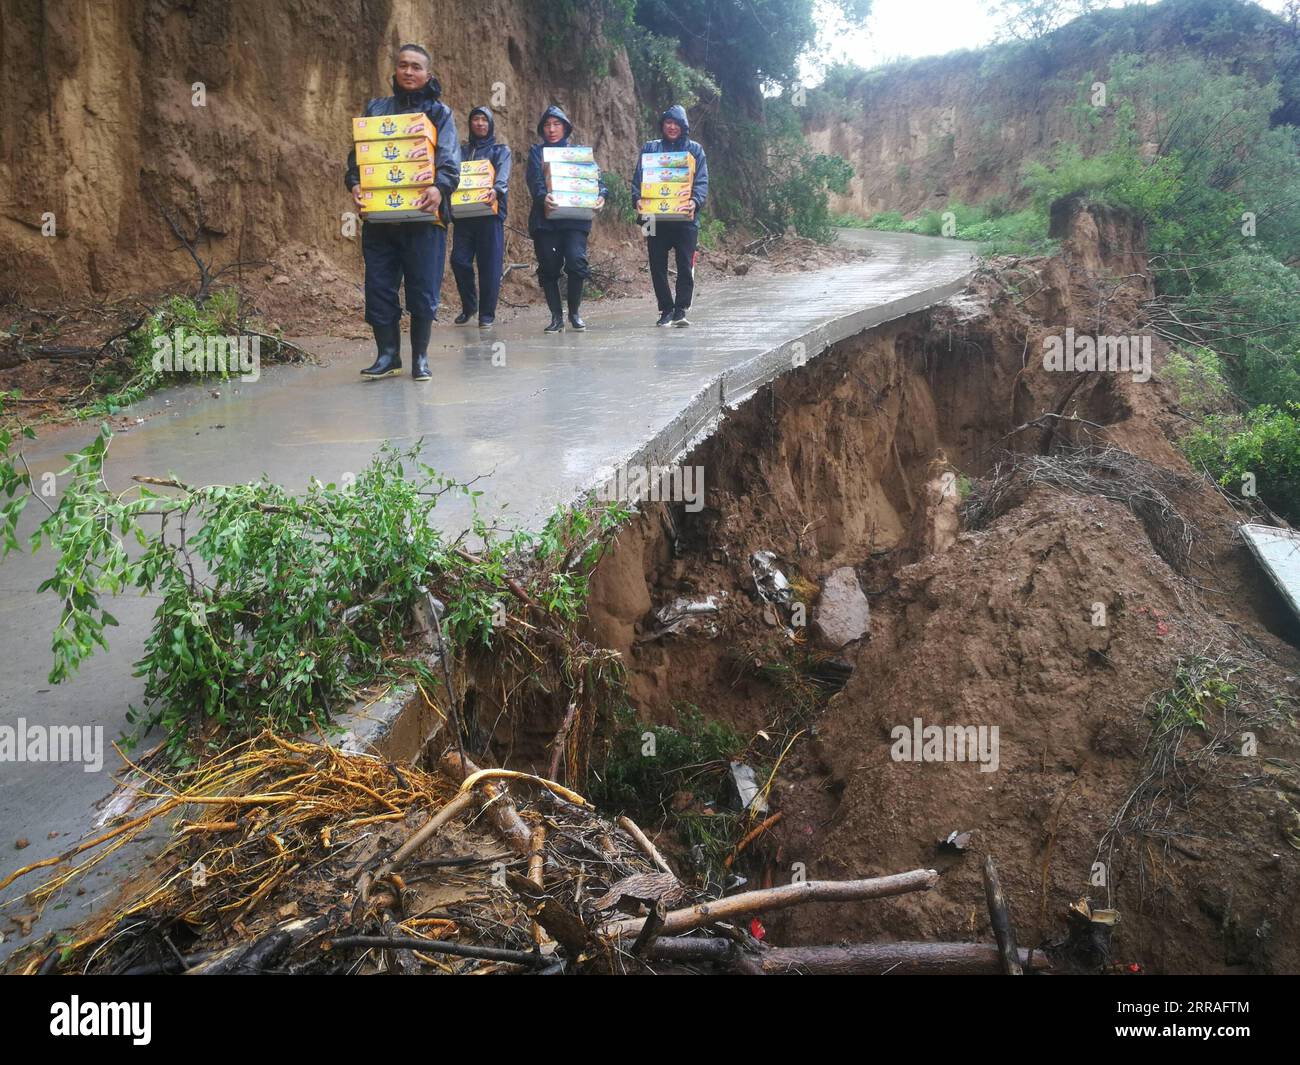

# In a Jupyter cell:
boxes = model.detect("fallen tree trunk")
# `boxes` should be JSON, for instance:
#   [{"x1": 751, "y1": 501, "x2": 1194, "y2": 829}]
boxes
[
  {"x1": 603, "y1": 868, "x2": 940, "y2": 939},
  {"x1": 646, "y1": 937, "x2": 1052, "y2": 975}
]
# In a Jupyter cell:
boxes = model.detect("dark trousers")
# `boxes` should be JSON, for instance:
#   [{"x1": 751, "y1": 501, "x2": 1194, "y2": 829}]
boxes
[
  {"x1": 532, "y1": 229, "x2": 591, "y2": 285},
  {"x1": 450, "y1": 216, "x2": 505, "y2": 319},
  {"x1": 647, "y1": 224, "x2": 698, "y2": 312},
  {"x1": 362, "y1": 220, "x2": 446, "y2": 326}
]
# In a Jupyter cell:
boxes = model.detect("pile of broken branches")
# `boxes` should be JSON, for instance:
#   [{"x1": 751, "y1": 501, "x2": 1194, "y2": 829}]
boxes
[{"x1": 5, "y1": 733, "x2": 1046, "y2": 975}]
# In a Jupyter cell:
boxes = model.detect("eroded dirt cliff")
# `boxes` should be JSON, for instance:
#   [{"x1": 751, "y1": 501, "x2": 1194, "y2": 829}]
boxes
[
  {"x1": 1, "y1": 0, "x2": 642, "y2": 302},
  {"x1": 571, "y1": 204, "x2": 1300, "y2": 973}
]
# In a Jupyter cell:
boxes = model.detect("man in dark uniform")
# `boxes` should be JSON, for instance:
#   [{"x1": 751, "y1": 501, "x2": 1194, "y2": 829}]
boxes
[
  {"x1": 451, "y1": 106, "x2": 511, "y2": 329},
  {"x1": 525, "y1": 105, "x2": 606, "y2": 333},
  {"x1": 344, "y1": 44, "x2": 460, "y2": 381},
  {"x1": 632, "y1": 105, "x2": 709, "y2": 327}
]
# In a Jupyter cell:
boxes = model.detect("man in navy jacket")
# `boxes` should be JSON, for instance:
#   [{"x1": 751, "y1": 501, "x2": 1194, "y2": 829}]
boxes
[
  {"x1": 344, "y1": 44, "x2": 460, "y2": 381},
  {"x1": 632, "y1": 105, "x2": 709, "y2": 327},
  {"x1": 525, "y1": 104, "x2": 606, "y2": 332},
  {"x1": 450, "y1": 106, "x2": 511, "y2": 329}
]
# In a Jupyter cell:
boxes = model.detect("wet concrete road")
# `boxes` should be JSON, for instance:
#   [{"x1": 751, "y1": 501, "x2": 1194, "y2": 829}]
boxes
[{"x1": 0, "y1": 229, "x2": 972, "y2": 957}]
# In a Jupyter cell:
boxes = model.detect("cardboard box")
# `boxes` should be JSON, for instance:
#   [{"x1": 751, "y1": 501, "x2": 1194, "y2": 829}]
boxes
[
  {"x1": 638, "y1": 197, "x2": 693, "y2": 221},
  {"x1": 450, "y1": 187, "x2": 499, "y2": 219},
  {"x1": 542, "y1": 145, "x2": 595, "y2": 164},
  {"x1": 358, "y1": 187, "x2": 438, "y2": 223},
  {"x1": 458, "y1": 160, "x2": 496, "y2": 190},
  {"x1": 546, "y1": 188, "x2": 600, "y2": 220},
  {"x1": 544, "y1": 161, "x2": 596, "y2": 182},
  {"x1": 549, "y1": 174, "x2": 601, "y2": 194},
  {"x1": 641, "y1": 150, "x2": 694, "y2": 173},
  {"x1": 359, "y1": 161, "x2": 436, "y2": 189},
  {"x1": 353, "y1": 112, "x2": 436, "y2": 142},
  {"x1": 642, "y1": 166, "x2": 691, "y2": 185},
  {"x1": 548, "y1": 190, "x2": 600, "y2": 209},
  {"x1": 355, "y1": 136, "x2": 435, "y2": 164},
  {"x1": 640, "y1": 180, "x2": 692, "y2": 200}
]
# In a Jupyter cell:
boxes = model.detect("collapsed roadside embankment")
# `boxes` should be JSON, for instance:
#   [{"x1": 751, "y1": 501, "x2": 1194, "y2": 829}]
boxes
[{"x1": 567, "y1": 202, "x2": 1300, "y2": 974}]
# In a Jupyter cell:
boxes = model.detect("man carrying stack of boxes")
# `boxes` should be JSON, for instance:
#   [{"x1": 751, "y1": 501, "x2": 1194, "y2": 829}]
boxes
[
  {"x1": 344, "y1": 44, "x2": 460, "y2": 382},
  {"x1": 526, "y1": 104, "x2": 607, "y2": 334},
  {"x1": 632, "y1": 105, "x2": 709, "y2": 328},
  {"x1": 449, "y1": 106, "x2": 511, "y2": 330}
]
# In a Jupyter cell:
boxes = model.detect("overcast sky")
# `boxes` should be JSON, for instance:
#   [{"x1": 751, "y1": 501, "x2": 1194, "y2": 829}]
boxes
[{"x1": 807, "y1": 0, "x2": 1294, "y2": 78}]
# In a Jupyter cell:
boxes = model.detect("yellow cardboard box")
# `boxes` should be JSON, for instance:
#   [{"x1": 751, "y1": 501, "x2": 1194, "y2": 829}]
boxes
[
  {"x1": 450, "y1": 187, "x2": 499, "y2": 218},
  {"x1": 359, "y1": 161, "x2": 436, "y2": 189},
  {"x1": 638, "y1": 197, "x2": 693, "y2": 221},
  {"x1": 352, "y1": 112, "x2": 436, "y2": 142},
  {"x1": 354, "y1": 136, "x2": 435, "y2": 164},
  {"x1": 358, "y1": 186, "x2": 438, "y2": 223},
  {"x1": 458, "y1": 159, "x2": 495, "y2": 189},
  {"x1": 640, "y1": 180, "x2": 692, "y2": 200}
]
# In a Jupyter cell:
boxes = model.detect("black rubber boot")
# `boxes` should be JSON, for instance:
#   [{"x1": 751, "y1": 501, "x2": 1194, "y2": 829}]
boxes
[
  {"x1": 542, "y1": 277, "x2": 564, "y2": 333},
  {"x1": 361, "y1": 322, "x2": 402, "y2": 379},
  {"x1": 566, "y1": 275, "x2": 586, "y2": 331},
  {"x1": 453, "y1": 310, "x2": 474, "y2": 325},
  {"x1": 410, "y1": 316, "x2": 433, "y2": 381}
]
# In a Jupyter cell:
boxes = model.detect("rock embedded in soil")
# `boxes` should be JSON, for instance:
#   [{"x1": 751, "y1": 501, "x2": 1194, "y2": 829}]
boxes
[{"x1": 814, "y1": 567, "x2": 871, "y2": 648}]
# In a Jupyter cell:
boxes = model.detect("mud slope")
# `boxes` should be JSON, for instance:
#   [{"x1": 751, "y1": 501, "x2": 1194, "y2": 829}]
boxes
[
  {"x1": 582, "y1": 204, "x2": 1300, "y2": 974},
  {"x1": 1, "y1": 0, "x2": 641, "y2": 303}
]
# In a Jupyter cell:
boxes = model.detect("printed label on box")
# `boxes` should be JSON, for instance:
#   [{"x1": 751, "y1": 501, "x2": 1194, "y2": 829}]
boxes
[
  {"x1": 356, "y1": 137, "x2": 435, "y2": 164},
  {"x1": 360, "y1": 162, "x2": 435, "y2": 189},
  {"x1": 353, "y1": 112, "x2": 436, "y2": 142}
]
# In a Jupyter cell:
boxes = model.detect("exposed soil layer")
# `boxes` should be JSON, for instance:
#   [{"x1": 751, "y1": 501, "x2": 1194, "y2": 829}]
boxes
[{"x1": 579, "y1": 205, "x2": 1300, "y2": 974}]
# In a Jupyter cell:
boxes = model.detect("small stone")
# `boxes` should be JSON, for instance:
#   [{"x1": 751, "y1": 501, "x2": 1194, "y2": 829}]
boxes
[{"x1": 14, "y1": 838, "x2": 29, "y2": 850}]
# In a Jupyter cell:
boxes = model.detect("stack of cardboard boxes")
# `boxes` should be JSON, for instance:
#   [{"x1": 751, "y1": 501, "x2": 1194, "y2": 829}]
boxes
[
  {"x1": 543, "y1": 146, "x2": 600, "y2": 220},
  {"x1": 353, "y1": 112, "x2": 439, "y2": 222},
  {"x1": 638, "y1": 150, "x2": 695, "y2": 222},
  {"x1": 450, "y1": 159, "x2": 498, "y2": 219}
]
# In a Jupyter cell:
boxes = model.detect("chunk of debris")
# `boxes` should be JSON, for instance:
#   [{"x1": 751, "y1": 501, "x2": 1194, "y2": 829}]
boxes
[
  {"x1": 727, "y1": 761, "x2": 769, "y2": 816},
  {"x1": 813, "y1": 566, "x2": 871, "y2": 648},
  {"x1": 750, "y1": 551, "x2": 793, "y2": 608},
  {"x1": 939, "y1": 830, "x2": 973, "y2": 852},
  {"x1": 1240, "y1": 523, "x2": 1300, "y2": 623},
  {"x1": 648, "y1": 594, "x2": 724, "y2": 639}
]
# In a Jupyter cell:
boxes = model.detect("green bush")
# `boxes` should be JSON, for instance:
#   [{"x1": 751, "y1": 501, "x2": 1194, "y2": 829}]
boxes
[
  {"x1": 18, "y1": 428, "x2": 629, "y2": 757},
  {"x1": 590, "y1": 704, "x2": 745, "y2": 818},
  {"x1": 600, "y1": 170, "x2": 638, "y2": 225},
  {"x1": 762, "y1": 151, "x2": 855, "y2": 243},
  {"x1": 1180, "y1": 403, "x2": 1300, "y2": 521},
  {"x1": 1162, "y1": 348, "x2": 1232, "y2": 416},
  {"x1": 79, "y1": 290, "x2": 270, "y2": 419},
  {"x1": 697, "y1": 215, "x2": 726, "y2": 250}
]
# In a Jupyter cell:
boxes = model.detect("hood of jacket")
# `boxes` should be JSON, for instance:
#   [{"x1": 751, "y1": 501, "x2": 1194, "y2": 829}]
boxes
[
  {"x1": 390, "y1": 73, "x2": 443, "y2": 110},
  {"x1": 467, "y1": 105, "x2": 496, "y2": 147},
  {"x1": 536, "y1": 104, "x2": 573, "y2": 144},
  {"x1": 659, "y1": 105, "x2": 690, "y2": 146}
]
